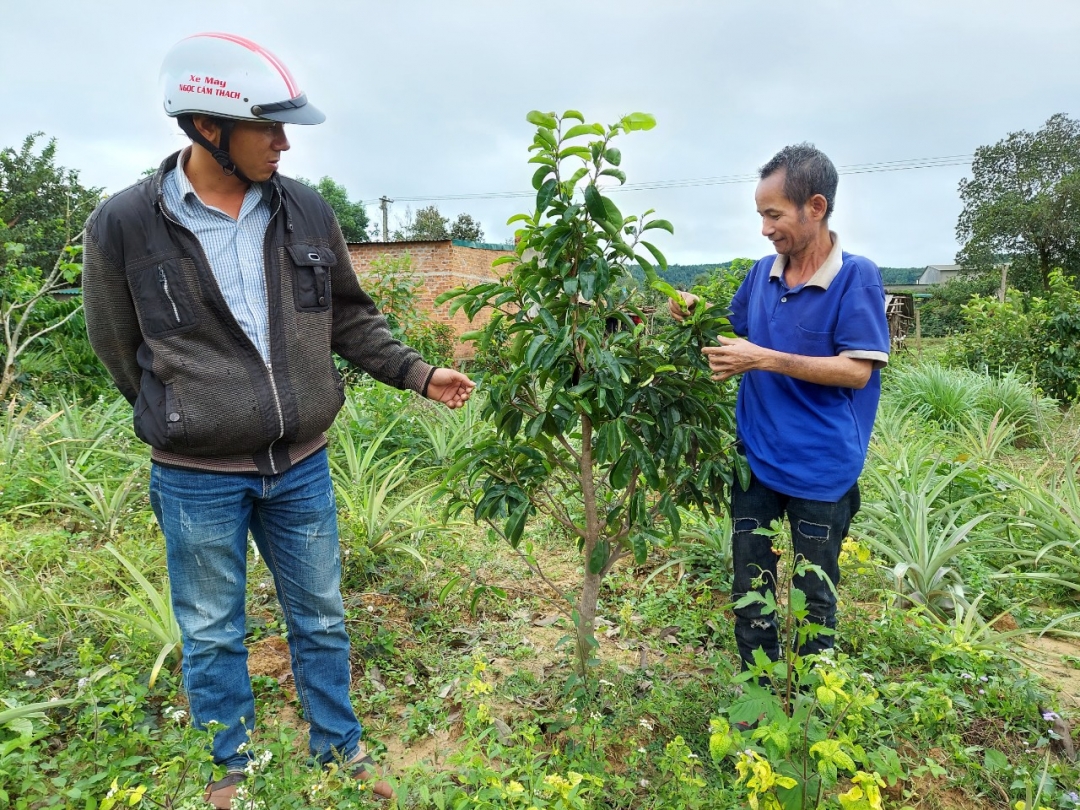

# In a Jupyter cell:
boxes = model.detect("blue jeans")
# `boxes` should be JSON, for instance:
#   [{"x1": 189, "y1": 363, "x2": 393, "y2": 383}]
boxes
[
  {"x1": 149, "y1": 449, "x2": 362, "y2": 771},
  {"x1": 730, "y1": 471, "x2": 860, "y2": 669}
]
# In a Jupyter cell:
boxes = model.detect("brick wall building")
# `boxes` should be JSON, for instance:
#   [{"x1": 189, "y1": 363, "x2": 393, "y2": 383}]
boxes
[{"x1": 347, "y1": 239, "x2": 514, "y2": 359}]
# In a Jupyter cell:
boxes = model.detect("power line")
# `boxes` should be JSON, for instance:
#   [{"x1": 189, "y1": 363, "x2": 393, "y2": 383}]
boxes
[{"x1": 363, "y1": 153, "x2": 973, "y2": 207}]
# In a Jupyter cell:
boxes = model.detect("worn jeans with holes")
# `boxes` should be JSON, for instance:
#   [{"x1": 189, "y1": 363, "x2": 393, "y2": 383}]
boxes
[
  {"x1": 730, "y1": 470, "x2": 861, "y2": 670},
  {"x1": 149, "y1": 449, "x2": 362, "y2": 771}
]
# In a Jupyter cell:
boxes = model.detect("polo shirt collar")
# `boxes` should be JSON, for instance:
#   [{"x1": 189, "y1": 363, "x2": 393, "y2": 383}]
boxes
[
  {"x1": 175, "y1": 148, "x2": 273, "y2": 207},
  {"x1": 769, "y1": 231, "x2": 843, "y2": 290}
]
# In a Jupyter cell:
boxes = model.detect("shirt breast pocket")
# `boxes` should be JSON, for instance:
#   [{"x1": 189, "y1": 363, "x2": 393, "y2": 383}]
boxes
[
  {"x1": 129, "y1": 258, "x2": 198, "y2": 337},
  {"x1": 794, "y1": 324, "x2": 835, "y2": 355},
  {"x1": 287, "y1": 243, "x2": 336, "y2": 313}
]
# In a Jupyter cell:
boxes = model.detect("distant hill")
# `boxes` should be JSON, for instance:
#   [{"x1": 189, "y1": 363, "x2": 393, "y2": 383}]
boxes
[
  {"x1": 654, "y1": 263, "x2": 926, "y2": 289},
  {"x1": 659, "y1": 261, "x2": 739, "y2": 289},
  {"x1": 879, "y1": 267, "x2": 924, "y2": 285}
]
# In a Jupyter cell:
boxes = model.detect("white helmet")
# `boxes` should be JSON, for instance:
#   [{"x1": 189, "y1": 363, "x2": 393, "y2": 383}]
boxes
[{"x1": 161, "y1": 32, "x2": 324, "y2": 125}]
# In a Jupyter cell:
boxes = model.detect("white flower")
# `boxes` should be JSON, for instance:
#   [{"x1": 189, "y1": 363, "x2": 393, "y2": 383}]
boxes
[
  {"x1": 25, "y1": 670, "x2": 36, "y2": 678},
  {"x1": 639, "y1": 779, "x2": 650, "y2": 787},
  {"x1": 638, "y1": 718, "x2": 654, "y2": 731}
]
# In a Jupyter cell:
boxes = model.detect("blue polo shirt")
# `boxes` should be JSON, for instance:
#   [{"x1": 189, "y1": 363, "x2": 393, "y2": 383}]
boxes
[{"x1": 728, "y1": 234, "x2": 890, "y2": 501}]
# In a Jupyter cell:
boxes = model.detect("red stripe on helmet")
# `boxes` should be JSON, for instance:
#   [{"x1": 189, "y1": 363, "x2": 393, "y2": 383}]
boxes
[{"x1": 193, "y1": 32, "x2": 301, "y2": 98}]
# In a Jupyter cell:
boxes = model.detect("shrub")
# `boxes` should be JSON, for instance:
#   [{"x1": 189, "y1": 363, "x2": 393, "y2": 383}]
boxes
[
  {"x1": 917, "y1": 274, "x2": 998, "y2": 337},
  {"x1": 360, "y1": 252, "x2": 455, "y2": 367},
  {"x1": 958, "y1": 268, "x2": 1080, "y2": 402}
]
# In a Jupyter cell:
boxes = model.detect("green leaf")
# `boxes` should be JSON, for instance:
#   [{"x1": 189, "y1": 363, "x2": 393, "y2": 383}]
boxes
[
  {"x1": 983, "y1": 748, "x2": 1010, "y2": 773},
  {"x1": 558, "y1": 146, "x2": 592, "y2": 160},
  {"x1": 651, "y1": 278, "x2": 680, "y2": 301},
  {"x1": 599, "y1": 168, "x2": 627, "y2": 185},
  {"x1": 563, "y1": 123, "x2": 605, "y2": 139},
  {"x1": 610, "y1": 452, "x2": 635, "y2": 489},
  {"x1": 536, "y1": 178, "x2": 558, "y2": 213},
  {"x1": 527, "y1": 110, "x2": 558, "y2": 128},
  {"x1": 437, "y1": 574, "x2": 462, "y2": 605},
  {"x1": 735, "y1": 454, "x2": 752, "y2": 491},
  {"x1": 588, "y1": 540, "x2": 609, "y2": 574},
  {"x1": 536, "y1": 128, "x2": 557, "y2": 149},
  {"x1": 622, "y1": 112, "x2": 657, "y2": 131},
  {"x1": 532, "y1": 165, "x2": 553, "y2": 190},
  {"x1": 604, "y1": 148, "x2": 622, "y2": 166},
  {"x1": 564, "y1": 167, "x2": 589, "y2": 191},
  {"x1": 602, "y1": 196, "x2": 624, "y2": 228},
  {"x1": 641, "y1": 240, "x2": 667, "y2": 271},
  {"x1": 583, "y1": 184, "x2": 607, "y2": 223},
  {"x1": 562, "y1": 109, "x2": 585, "y2": 122},
  {"x1": 505, "y1": 502, "x2": 531, "y2": 547},
  {"x1": 642, "y1": 219, "x2": 675, "y2": 234},
  {"x1": 728, "y1": 694, "x2": 771, "y2": 725},
  {"x1": 788, "y1": 587, "x2": 807, "y2": 619}
]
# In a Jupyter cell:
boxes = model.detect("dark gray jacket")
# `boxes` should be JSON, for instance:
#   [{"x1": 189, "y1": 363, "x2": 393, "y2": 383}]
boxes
[{"x1": 84, "y1": 151, "x2": 431, "y2": 475}]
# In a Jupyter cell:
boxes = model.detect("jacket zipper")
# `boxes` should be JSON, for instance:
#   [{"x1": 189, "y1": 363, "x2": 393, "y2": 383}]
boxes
[
  {"x1": 264, "y1": 362, "x2": 286, "y2": 474},
  {"x1": 262, "y1": 189, "x2": 287, "y2": 474},
  {"x1": 158, "y1": 267, "x2": 181, "y2": 323},
  {"x1": 159, "y1": 192, "x2": 287, "y2": 472}
]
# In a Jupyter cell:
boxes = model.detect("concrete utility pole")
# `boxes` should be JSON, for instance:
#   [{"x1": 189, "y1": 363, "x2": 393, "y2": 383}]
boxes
[{"x1": 379, "y1": 196, "x2": 393, "y2": 242}]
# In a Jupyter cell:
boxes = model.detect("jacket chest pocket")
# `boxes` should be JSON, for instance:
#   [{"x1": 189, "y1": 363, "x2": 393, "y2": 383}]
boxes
[
  {"x1": 129, "y1": 259, "x2": 198, "y2": 337},
  {"x1": 287, "y1": 243, "x2": 336, "y2": 313}
]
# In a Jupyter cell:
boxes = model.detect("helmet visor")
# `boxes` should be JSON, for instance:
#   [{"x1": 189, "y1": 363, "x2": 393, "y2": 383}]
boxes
[{"x1": 251, "y1": 92, "x2": 325, "y2": 125}]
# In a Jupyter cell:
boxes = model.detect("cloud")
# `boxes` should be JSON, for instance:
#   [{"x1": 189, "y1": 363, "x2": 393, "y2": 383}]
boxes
[{"x1": 4, "y1": 0, "x2": 1078, "y2": 266}]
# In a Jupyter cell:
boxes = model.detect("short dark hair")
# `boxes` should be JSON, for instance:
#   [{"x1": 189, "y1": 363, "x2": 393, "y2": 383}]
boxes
[{"x1": 759, "y1": 143, "x2": 838, "y2": 219}]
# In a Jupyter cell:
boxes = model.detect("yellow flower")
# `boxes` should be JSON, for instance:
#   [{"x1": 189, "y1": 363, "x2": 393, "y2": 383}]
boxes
[
  {"x1": 735, "y1": 750, "x2": 797, "y2": 804},
  {"x1": 467, "y1": 677, "x2": 493, "y2": 695},
  {"x1": 475, "y1": 702, "x2": 491, "y2": 724},
  {"x1": 506, "y1": 781, "x2": 525, "y2": 795},
  {"x1": 543, "y1": 773, "x2": 573, "y2": 799},
  {"x1": 850, "y1": 771, "x2": 885, "y2": 810}
]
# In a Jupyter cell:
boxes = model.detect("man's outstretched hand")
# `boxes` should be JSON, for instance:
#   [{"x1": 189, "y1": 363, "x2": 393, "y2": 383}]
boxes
[
  {"x1": 669, "y1": 290, "x2": 700, "y2": 322},
  {"x1": 425, "y1": 368, "x2": 476, "y2": 409}
]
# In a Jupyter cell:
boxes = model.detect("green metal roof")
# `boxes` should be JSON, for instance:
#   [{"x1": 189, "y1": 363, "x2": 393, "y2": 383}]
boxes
[{"x1": 451, "y1": 239, "x2": 514, "y2": 251}]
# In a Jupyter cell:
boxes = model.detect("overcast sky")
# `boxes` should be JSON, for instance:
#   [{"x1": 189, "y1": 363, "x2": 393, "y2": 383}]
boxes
[{"x1": 4, "y1": 1, "x2": 1078, "y2": 268}]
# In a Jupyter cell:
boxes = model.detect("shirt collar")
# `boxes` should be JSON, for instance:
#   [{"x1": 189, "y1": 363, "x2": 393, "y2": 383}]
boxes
[
  {"x1": 769, "y1": 231, "x2": 844, "y2": 290},
  {"x1": 175, "y1": 148, "x2": 273, "y2": 208}
]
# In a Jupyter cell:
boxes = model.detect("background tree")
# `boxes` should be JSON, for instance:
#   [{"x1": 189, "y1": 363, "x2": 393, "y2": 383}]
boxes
[
  {"x1": 394, "y1": 205, "x2": 487, "y2": 241},
  {"x1": 297, "y1": 176, "x2": 371, "y2": 242},
  {"x1": 956, "y1": 113, "x2": 1080, "y2": 292},
  {"x1": 449, "y1": 212, "x2": 484, "y2": 242},
  {"x1": 408, "y1": 205, "x2": 450, "y2": 240},
  {"x1": 1, "y1": 134, "x2": 104, "y2": 400},
  {"x1": 442, "y1": 110, "x2": 737, "y2": 678}
]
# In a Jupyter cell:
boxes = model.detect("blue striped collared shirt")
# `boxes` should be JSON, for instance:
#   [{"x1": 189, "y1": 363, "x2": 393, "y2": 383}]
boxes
[{"x1": 163, "y1": 151, "x2": 273, "y2": 362}]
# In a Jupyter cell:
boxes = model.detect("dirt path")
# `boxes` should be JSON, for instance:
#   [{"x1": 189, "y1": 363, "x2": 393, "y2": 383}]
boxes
[{"x1": 1023, "y1": 634, "x2": 1080, "y2": 708}]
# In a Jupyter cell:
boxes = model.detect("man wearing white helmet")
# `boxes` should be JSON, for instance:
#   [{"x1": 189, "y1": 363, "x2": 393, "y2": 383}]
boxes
[{"x1": 83, "y1": 32, "x2": 473, "y2": 806}]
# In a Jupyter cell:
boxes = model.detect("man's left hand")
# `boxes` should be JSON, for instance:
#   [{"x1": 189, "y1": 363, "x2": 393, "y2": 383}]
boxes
[
  {"x1": 425, "y1": 368, "x2": 476, "y2": 409},
  {"x1": 702, "y1": 336, "x2": 771, "y2": 381}
]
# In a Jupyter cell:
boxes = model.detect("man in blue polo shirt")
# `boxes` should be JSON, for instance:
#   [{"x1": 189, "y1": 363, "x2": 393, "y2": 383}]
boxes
[{"x1": 672, "y1": 143, "x2": 889, "y2": 669}]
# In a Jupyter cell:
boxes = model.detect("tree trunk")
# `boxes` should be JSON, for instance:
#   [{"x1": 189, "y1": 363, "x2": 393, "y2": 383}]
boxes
[
  {"x1": 575, "y1": 414, "x2": 601, "y2": 677},
  {"x1": 0, "y1": 361, "x2": 15, "y2": 402}
]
